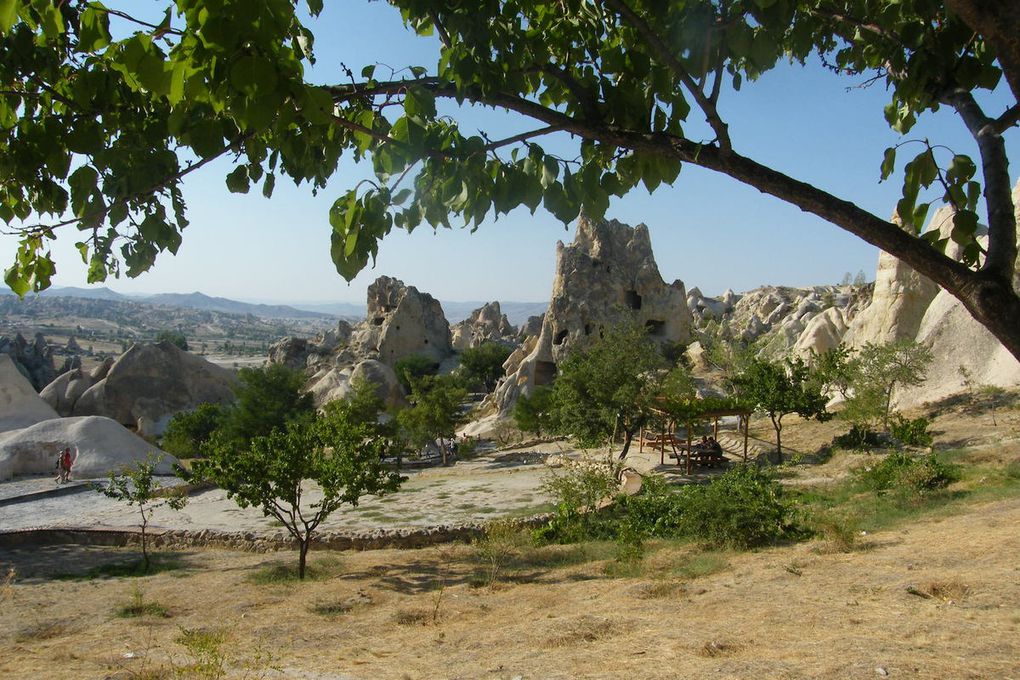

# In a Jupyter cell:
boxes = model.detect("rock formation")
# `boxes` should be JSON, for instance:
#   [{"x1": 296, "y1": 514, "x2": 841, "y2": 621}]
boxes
[
  {"x1": 0, "y1": 332, "x2": 58, "y2": 391},
  {"x1": 307, "y1": 358, "x2": 405, "y2": 409},
  {"x1": 493, "y1": 215, "x2": 693, "y2": 413},
  {"x1": 0, "y1": 354, "x2": 60, "y2": 433},
  {"x1": 347, "y1": 276, "x2": 453, "y2": 367},
  {"x1": 450, "y1": 301, "x2": 516, "y2": 351},
  {"x1": 268, "y1": 320, "x2": 353, "y2": 371},
  {"x1": 0, "y1": 415, "x2": 177, "y2": 480},
  {"x1": 39, "y1": 358, "x2": 113, "y2": 417},
  {"x1": 45, "y1": 341, "x2": 237, "y2": 437},
  {"x1": 842, "y1": 211, "x2": 945, "y2": 348}
]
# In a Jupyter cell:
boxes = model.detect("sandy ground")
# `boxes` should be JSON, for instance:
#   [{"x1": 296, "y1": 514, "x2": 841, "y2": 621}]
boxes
[{"x1": 1, "y1": 493, "x2": 1018, "y2": 679}]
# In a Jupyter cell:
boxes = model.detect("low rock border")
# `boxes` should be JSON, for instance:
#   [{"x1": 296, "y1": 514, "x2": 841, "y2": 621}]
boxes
[{"x1": 0, "y1": 513, "x2": 555, "y2": 554}]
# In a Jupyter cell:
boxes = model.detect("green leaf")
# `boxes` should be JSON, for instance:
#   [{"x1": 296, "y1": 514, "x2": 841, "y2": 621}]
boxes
[
  {"x1": 225, "y1": 166, "x2": 250, "y2": 193},
  {"x1": 880, "y1": 147, "x2": 896, "y2": 181},
  {"x1": 0, "y1": 0, "x2": 17, "y2": 34},
  {"x1": 78, "y1": 6, "x2": 112, "y2": 51},
  {"x1": 262, "y1": 172, "x2": 276, "y2": 199}
]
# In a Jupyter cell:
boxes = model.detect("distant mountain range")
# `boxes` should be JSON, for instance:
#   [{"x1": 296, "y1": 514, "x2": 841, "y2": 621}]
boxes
[{"x1": 2, "y1": 287, "x2": 547, "y2": 326}]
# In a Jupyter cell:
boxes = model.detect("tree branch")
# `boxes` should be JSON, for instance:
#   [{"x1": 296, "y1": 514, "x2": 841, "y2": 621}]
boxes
[
  {"x1": 601, "y1": 0, "x2": 731, "y2": 150},
  {"x1": 943, "y1": 88, "x2": 1018, "y2": 281}
]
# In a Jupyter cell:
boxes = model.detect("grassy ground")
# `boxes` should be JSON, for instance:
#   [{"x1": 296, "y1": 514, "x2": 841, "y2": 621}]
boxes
[{"x1": 2, "y1": 396, "x2": 1020, "y2": 679}]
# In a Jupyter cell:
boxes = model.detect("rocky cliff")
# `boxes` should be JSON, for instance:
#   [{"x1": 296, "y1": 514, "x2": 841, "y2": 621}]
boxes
[{"x1": 492, "y1": 215, "x2": 693, "y2": 413}]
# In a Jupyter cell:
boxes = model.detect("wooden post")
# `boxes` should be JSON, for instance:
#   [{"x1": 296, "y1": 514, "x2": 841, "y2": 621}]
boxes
[
  {"x1": 743, "y1": 413, "x2": 749, "y2": 462},
  {"x1": 686, "y1": 421, "x2": 693, "y2": 475},
  {"x1": 713, "y1": 416, "x2": 719, "y2": 439}
]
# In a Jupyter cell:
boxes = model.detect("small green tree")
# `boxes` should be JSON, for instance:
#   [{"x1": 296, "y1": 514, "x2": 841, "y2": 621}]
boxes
[
  {"x1": 512, "y1": 385, "x2": 556, "y2": 439},
  {"x1": 396, "y1": 374, "x2": 467, "y2": 466},
  {"x1": 850, "y1": 340, "x2": 933, "y2": 430},
  {"x1": 160, "y1": 403, "x2": 227, "y2": 458},
  {"x1": 393, "y1": 354, "x2": 439, "y2": 393},
  {"x1": 458, "y1": 342, "x2": 512, "y2": 392},
  {"x1": 551, "y1": 322, "x2": 666, "y2": 460},
  {"x1": 224, "y1": 364, "x2": 314, "y2": 446},
  {"x1": 194, "y1": 410, "x2": 402, "y2": 579},
  {"x1": 97, "y1": 455, "x2": 188, "y2": 573},
  {"x1": 155, "y1": 330, "x2": 189, "y2": 351},
  {"x1": 732, "y1": 357, "x2": 830, "y2": 462}
]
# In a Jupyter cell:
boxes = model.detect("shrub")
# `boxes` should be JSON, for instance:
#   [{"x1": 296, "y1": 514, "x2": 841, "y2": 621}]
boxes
[
  {"x1": 161, "y1": 403, "x2": 227, "y2": 458},
  {"x1": 857, "y1": 452, "x2": 957, "y2": 495},
  {"x1": 393, "y1": 354, "x2": 438, "y2": 393},
  {"x1": 675, "y1": 465, "x2": 792, "y2": 549},
  {"x1": 889, "y1": 414, "x2": 934, "y2": 447},
  {"x1": 473, "y1": 518, "x2": 531, "y2": 585}
]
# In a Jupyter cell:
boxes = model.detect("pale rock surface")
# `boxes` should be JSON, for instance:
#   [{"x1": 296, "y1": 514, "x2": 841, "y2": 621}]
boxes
[
  {"x1": 518, "y1": 314, "x2": 544, "y2": 340},
  {"x1": 347, "y1": 276, "x2": 453, "y2": 367},
  {"x1": 0, "y1": 415, "x2": 176, "y2": 480},
  {"x1": 843, "y1": 211, "x2": 945, "y2": 348},
  {"x1": 307, "y1": 359, "x2": 404, "y2": 410},
  {"x1": 792, "y1": 307, "x2": 848, "y2": 358},
  {"x1": 493, "y1": 215, "x2": 693, "y2": 413},
  {"x1": 0, "y1": 354, "x2": 59, "y2": 433},
  {"x1": 40, "y1": 358, "x2": 113, "y2": 417},
  {"x1": 70, "y1": 341, "x2": 237, "y2": 437},
  {"x1": 450, "y1": 301, "x2": 516, "y2": 351}
]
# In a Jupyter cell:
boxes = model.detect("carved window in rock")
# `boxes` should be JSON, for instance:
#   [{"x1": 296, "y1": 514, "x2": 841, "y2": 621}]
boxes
[
  {"x1": 373, "y1": 317, "x2": 385, "y2": 326},
  {"x1": 624, "y1": 290, "x2": 642, "y2": 310},
  {"x1": 584, "y1": 324, "x2": 592, "y2": 336},
  {"x1": 534, "y1": 360, "x2": 557, "y2": 386},
  {"x1": 553, "y1": 329, "x2": 568, "y2": 346}
]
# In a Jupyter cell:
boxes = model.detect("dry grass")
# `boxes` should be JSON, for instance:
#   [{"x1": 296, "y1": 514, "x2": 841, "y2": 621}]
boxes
[{"x1": 2, "y1": 405, "x2": 1020, "y2": 678}]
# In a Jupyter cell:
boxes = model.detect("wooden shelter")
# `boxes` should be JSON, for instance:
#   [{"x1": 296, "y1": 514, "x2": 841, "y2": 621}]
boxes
[{"x1": 639, "y1": 402, "x2": 753, "y2": 474}]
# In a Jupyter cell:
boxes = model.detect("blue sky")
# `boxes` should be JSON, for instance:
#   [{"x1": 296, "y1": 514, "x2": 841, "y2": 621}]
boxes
[{"x1": 3, "y1": 3, "x2": 1017, "y2": 305}]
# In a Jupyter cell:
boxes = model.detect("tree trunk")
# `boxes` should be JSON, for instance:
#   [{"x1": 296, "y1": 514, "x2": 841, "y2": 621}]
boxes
[
  {"x1": 298, "y1": 537, "x2": 309, "y2": 580},
  {"x1": 618, "y1": 429, "x2": 633, "y2": 460},
  {"x1": 771, "y1": 414, "x2": 783, "y2": 464},
  {"x1": 139, "y1": 507, "x2": 150, "y2": 573}
]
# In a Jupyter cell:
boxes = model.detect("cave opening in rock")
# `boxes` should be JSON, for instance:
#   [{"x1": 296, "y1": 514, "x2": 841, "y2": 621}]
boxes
[
  {"x1": 624, "y1": 290, "x2": 642, "y2": 310},
  {"x1": 553, "y1": 329, "x2": 568, "y2": 345},
  {"x1": 534, "y1": 360, "x2": 557, "y2": 386}
]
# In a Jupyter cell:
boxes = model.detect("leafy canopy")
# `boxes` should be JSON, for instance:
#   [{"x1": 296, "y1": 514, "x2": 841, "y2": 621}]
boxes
[
  {"x1": 2, "y1": 0, "x2": 1018, "y2": 361},
  {"x1": 551, "y1": 321, "x2": 666, "y2": 456}
]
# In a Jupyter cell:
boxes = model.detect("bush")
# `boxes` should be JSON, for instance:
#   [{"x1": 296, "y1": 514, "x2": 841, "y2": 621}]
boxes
[
  {"x1": 675, "y1": 465, "x2": 793, "y2": 549},
  {"x1": 857, "y1": 452, "x2": 957, "y2": 495},
  {"x1": 161, "y1": 403, "x2": 227, "y2": 458},
  {"x1": 538, "y1": 464, "x2": 793, "y2": 550},
  {"x1": 889, "y1": 414, "x2": 934, "y2": 447},
  {"x1": 393, "y1": 354, "x2": 438, "y2": 393},
  {"x1": 832, "y1": 425, "x2": 888, "y2": 449}
]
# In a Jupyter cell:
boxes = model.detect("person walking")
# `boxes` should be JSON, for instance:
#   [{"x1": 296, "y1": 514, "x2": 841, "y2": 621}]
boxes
[{"x1": 56, "y1": 447, "x2": 74, "y2": 484}]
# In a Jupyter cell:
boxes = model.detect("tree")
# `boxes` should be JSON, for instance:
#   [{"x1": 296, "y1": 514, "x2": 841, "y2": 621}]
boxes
[
  {"x1": 512, "y1": 385, "x2": 556, "y2": 438},
  {"x1": 849, "y1": 339, "x2": 933, "y2": 429},
  {"x1": 160, "y1": 403, "x2": 226, "y2": 458},
  {"x1": 97, "y1": 455, "x2": 188, "y2": 573},
  {"x1": 3, "y1": 1, "x2": 1020, "y2": 363},
  {"x1": 551, "y1": 322, "x2": 666, "y2": 459},
  {"x1": 396, "y1": 374, "x2": 467, "y2": 466},
  {"x1": 393, "y1": 354, "x2": 438, "y2": 394},
  {"x1": 194, "y1": 409, "x2": 402, "y2": 579},
  {"x1": 223, "y1": 364, "x2": 314, "y2": 446},
  {"x1": 732, "y1": 357, "x2": 830, "y2": 461},
  {"x1": 458, "y1": 341, "x2": 513, "y2": 392},
  {"x1": 154, "y1": 330, "x2": 188, "y2": 351}
]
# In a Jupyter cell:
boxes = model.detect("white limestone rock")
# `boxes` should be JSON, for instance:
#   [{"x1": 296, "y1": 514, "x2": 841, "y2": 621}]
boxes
[
  {"x1": 0, "y1": 415, "x2": 177, "y2": 480},
  {"x1": 493, "y1": 214, "x2": 693, "y2": 413},
  {"x1": 0, "y1": 354, "x2": 60, "y2": 433},
  {"x1": 71, "y1": 341, "x2": 237, "y2": 437},
  {"x1": 348, "y1": 276, "x2": 453, "y2": 367},
  {"x1": 450, "y1": 301, "x2": 516, "y2": 351}
]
